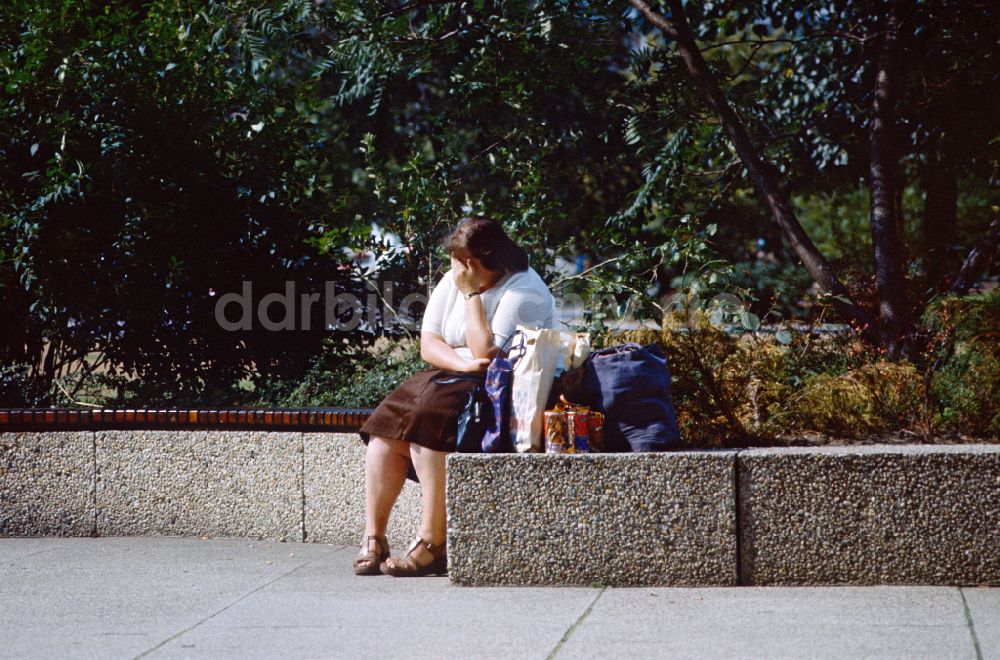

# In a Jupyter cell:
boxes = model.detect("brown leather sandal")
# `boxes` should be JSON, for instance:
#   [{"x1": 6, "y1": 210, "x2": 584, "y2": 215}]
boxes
[
  {"x1": 353, "y1": 535, "x2": 390, "y2": 576},
  {"x1": 379, "y1": 536, "x2": 447, "y2": 577}
]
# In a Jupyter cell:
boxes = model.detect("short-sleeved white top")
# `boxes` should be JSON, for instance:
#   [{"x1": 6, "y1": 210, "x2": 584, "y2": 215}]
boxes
[{"x1": 421, "y1": 266, "x2": 556, "y2": 359}]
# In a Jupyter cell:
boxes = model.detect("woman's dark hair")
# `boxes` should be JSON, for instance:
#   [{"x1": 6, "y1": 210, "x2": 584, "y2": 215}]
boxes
[{"x1": 443, "y1": 217, "x2": 529, "y2": 273}]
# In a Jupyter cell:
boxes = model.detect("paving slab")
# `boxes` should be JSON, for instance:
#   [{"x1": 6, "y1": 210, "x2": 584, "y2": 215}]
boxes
[
  {"x1": 962, "y1": 586, "x2": 1000, "y2": 660},
  {"x1": 0, "y1": 536, "x2": 68, "y2": 563},
  {"x1": 560, "y1": 586, "x2": 979, "y2": 660},
  {"x1": 150, "y1": 547, "x2": 597, "y2": 659},
  {"x1": 1, "y1": 538, "x2": 996, "y2": 660},
  {"x1": 0, "y1": 537, "x2": 331, "y2": 659}
]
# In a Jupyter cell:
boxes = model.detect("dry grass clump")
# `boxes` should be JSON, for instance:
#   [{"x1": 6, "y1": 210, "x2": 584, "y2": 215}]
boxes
[
  {"x1": 604, "y1": 307, "x2": 973, "y2": 447},
  {"x1": 771, "y1": 360, "x2": 924, "y2": 438}
]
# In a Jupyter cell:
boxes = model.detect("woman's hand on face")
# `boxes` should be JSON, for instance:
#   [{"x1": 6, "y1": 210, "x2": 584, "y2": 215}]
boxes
[
  {"x1": 461, "y1": 357, "x2": 492, "y2": 374},
  {"x1": 451, "y1": 256, "x2": 480, "y2": 296}
]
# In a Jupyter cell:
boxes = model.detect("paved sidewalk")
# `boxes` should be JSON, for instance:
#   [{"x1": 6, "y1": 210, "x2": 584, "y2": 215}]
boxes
[{"x1": 1, "y1": 538, "x2": 995, "y2": 659}]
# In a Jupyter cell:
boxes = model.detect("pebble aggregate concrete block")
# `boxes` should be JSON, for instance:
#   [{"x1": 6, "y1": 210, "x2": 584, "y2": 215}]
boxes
[
  {"x1": 0, "y1": 432, "x2": 95, "y2": 536},
  {"x1": 447, "y1": 452, "x2": 737, "y2": 586},
  {"x1": 96, "y1": 430, "x2": 302, "y2": 541},
  {"x1": 303, "y1": 432, "x2": 421, "y2": 550},
  {"x1": 739, "y1": 444, "x2": 1000, "y2": 585}
]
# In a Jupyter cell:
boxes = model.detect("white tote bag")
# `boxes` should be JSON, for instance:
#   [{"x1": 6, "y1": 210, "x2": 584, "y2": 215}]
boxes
[{"x1": 509, "y1": 325, "x2": 562, "y2": 452}]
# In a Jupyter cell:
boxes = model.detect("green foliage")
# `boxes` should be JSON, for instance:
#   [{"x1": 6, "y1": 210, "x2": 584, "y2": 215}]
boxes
[
  {"x1": 0, "y1": 362, "x2": 50, "y2": 407},
  {"x1": 725, "y1": 257, "x2": 817, "y2": 322},
  {"x1": 0, "y1": 0, "x2": 375, "y2": 405},
  {"x1": 253, "y1": 337, "x2": 425, "y2": 409},
  {"x1": 317, "y1": 0, "x2": 729, "y2": 330},
  {"x1": 1, "y1": 0, "x2": 997, "y2": 431},
  {"x1": 923, "y1": 292, "x2": 1000, "y2": 437},
  {"x1": 929, "y1": 348, "x2": 1000, "y2": 437},
  {"x1": 776, "y1": 361, "x2": 925, "y2": 438}
]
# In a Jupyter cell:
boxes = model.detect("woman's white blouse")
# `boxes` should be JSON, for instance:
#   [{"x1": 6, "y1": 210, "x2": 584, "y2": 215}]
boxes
[{"x1": 421, "y1": 266, "x2": 556, "y2": 358}]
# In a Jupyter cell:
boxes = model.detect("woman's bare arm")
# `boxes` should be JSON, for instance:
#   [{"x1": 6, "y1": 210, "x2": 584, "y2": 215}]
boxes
[
  {"x1": 420, "y1": 331, "x2": 490, "y2": 373},
  {"x1": 450, "y1": 257, "x2": 499, "y2": 360},
  {"x1": 462, "y1": 294, "x2": 499, "y2": 360}
]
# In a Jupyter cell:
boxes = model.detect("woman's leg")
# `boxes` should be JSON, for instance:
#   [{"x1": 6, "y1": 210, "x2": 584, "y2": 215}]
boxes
[
  {"x1": 359, "y1": 436, "x2": 410, "y2": 565},
  {"x1": 392, "y1": 443, "x2": 448, "y2": 567}
]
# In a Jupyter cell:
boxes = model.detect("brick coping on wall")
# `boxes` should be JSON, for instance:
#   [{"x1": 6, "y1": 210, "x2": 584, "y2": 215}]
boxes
[{"x1": 0, "y1": 408, "x2": 373, "y2": 432}]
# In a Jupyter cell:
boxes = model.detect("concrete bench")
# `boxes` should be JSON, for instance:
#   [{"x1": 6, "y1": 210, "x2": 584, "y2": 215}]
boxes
[
  {"x1": 446, "y1": 445, "x2": 1000, "y2": 587},
  {"x1": 738, "y1": 445, "x2": 1000, "y2": 586},
  {"x1": 4, "y1": 421, "x2": 1000, "y2": 587},
  {"x1": 446, "y1": 452, "x2": 737, "y2": 586}
]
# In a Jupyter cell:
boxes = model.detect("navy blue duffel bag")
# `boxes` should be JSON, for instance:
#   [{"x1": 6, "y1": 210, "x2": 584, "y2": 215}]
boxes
[{"x1": 579, "y1": 342, "x2": 681, "y2": 452}]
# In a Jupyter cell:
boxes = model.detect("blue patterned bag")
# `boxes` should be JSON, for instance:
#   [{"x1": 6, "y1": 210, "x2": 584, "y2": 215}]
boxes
[{"x1": 480, "y1": 331, "x2": 524, "y2": 453}]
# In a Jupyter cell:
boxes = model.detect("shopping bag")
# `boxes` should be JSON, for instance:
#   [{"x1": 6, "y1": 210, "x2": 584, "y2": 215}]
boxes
[
  {"x1": 480, "y1": 331, "x2": 520, "y2": 453},
  {"x1": 581, "y1": 342, "x2": 681, "y2": 452},
  {"x1": 557, "y1": 332, "x2": 591, "y2": 375},
  {"x1": 543, "y1": 401, "x2": 604, "y2": 454},
  {"x1": 509, "y1": 325, "x2": 562, "y2": 452},
  {"x1": 432, "y1": 373, "x2": 487, "y2": 453}
]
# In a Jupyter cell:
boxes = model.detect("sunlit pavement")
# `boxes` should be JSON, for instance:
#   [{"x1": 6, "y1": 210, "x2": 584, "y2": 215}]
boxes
[{"x1": 1, "y1": 537, "x2": 995, "y2": 659}]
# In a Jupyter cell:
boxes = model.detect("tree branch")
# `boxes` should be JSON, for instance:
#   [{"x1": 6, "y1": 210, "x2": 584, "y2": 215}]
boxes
[
  {"x1": 628, "y1": 0, "x2": 880, "y2": 336},
  {"x1": 698, "y1": 31, "x2": 870, "y2": 54},
  {"x1": 376, "y1": 0, "x2": 453, "y2": 21},
  {"x1": 726, "y1": 41, "x2": 767, "y2": 80},
  {"x1": 950, "y1": 217, "x2": 1000, "y2": 295}
]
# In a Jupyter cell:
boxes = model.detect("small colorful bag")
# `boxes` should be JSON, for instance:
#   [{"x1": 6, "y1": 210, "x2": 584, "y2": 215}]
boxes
[{"x1": 543, "y1": 400, "x2": 605, "y2": 454}]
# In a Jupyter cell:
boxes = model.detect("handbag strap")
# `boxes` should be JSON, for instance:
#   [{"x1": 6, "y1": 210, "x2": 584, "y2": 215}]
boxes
[
  {"x1": 500, "y1": 329, "x2": 527, "y2": 363},
  {"x1": 433, "y1": 374, "x2": 485, "y2": 385},
  {"x1": 433, "y1": 329, "x2": 526, "y2": 386}
]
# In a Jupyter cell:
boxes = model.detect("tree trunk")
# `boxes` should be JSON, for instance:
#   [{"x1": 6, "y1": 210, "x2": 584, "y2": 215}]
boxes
[
  {"x1": 922, "y1": 133, "x2": 959, "y2": 291},
  {"x1": 951, "y1": 217, "x2": 1000, "y2": 295},
  {"x1": 628, "y1": 0, "x2": 880, "y2": 336},
  {"x1": 867, "y1": 0, "x2": 915, "y2": 352}
]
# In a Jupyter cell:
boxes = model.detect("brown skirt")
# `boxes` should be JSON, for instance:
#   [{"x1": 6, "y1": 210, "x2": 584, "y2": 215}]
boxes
[{"x1": 359, "y1": 367, "x2": 482, "y2": 453}]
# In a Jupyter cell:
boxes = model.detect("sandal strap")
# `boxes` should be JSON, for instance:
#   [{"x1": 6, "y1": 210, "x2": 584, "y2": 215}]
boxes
[
  {"x1": 354, "y1": 535, "x2": 389, "y2": 566},
  {"x1": 363, "y1": 535, "x2": 389, "y2": 555},
  {"x1": 403, "y1": 536, "x2": 445, "y2": 559},
  {"x1": 382, "y1": 535, "x2": 448, "y2": 576}
]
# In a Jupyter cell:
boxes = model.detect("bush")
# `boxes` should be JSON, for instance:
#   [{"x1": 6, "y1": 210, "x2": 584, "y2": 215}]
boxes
[
  {"x1": 1, "y1": 1, "x2": 367, "y2": 404},
  {"x1": 0, "y1": 362, "x2": 50, "y2": 407},
  {"x1": 606, "y1": 309, "x2": 960, "y2": 447},
  {"x1": 774, "y1": 361, "x2": 925, "y2": 438},
  {"x1": 252, "y1": 337, "x2": 426, "y2": 409},
  {"x1": 924, "y1": 291, "x2": 1000, "y2": 437}
]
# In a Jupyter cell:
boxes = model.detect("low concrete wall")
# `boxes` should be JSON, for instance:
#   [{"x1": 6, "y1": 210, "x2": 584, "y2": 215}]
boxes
[
  {"x1": 96, "y1": 430, "x2": 303, "y2": 541},
  {"x1": 0, "y1": 430, "x2": 421, "y2": 550},
  {"x1": 446, "y1": 452, "x2": 737, "y2": 586},
  {"x1": 303, "y1": 433, "x2": 421, "y2": 549},
  {"x1": 0, "y1": 431, "x2": 95, "y2": 536},
  {"x1": 739, "y1": 445, "x2": 1000, "y2": 586},
  {"x1": 4, "y1": 431, "x2": 999, "y2": 587}
]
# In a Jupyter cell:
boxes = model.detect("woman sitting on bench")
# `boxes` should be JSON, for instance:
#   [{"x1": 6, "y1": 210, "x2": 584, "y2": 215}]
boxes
[{"x1": 354, "y1": 217, "x2": 556, "y2": 577}]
